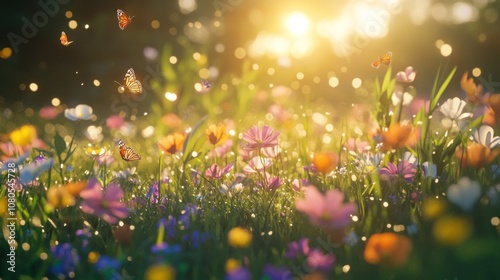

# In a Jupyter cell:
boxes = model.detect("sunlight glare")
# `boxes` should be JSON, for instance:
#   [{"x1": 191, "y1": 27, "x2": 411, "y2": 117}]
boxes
[{"x1": 285, "y1": 12, "x2": 310, "y2": 37}]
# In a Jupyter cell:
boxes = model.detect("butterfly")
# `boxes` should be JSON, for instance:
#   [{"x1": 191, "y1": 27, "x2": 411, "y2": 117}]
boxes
[
  {"x1": 117, "y1": 9, "x2": 134, "y2": 30},
  {"x1": 115, "y1": 68, "x2": 143, "y2": 94},
  {"x1": 371, "y1": 52, "x2": 392, "y2": 69},
  {"x1": 118, "y1": 139, "x2": 141, "y2": 161},
  {"x1": 201, "y1": 79, "x2": 212, "y2": 88},
  {"x1": 60, "y1": 31, "x2": 73, "y2": 46}
]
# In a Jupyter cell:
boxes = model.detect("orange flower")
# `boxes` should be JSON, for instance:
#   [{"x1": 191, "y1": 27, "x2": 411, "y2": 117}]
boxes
[
  {"x1": 65, "y1": 181, "x2": 87, "y2": 197},
  {"x1": 455, "y1": 142, "x2": 499, "y2": 168},
  {"x1": 159, "y1": 132, "x2": 186, "y2": 155},
  {"x1": 312, "y1": 152, "x2": 338, "y2": 174},
  {"x1": 206, "y1": 123, "x2": 228, "y2": 146},
  {"x1": 46, "y1": 186, "x2": 75, "y2": 210},
  {"x1": 364, "y1": 232, "x2": 412, "y2": 267},
  {"x1": 381, "y1": 123, "x2": 417, "y2": 151},
  {"x1": 460, "y1": 72, "x2": 482, "y2": 105}
]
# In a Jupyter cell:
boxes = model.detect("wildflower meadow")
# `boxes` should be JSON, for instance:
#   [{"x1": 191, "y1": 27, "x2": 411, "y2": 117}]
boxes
[{"x1": 1, "y1": 1, "x2": 500, "y2": 280}]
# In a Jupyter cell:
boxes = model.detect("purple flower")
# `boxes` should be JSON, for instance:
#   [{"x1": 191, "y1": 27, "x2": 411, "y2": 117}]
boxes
[
  {"x1": 295, "y1": 186, "x2": 357, "y2": 229},
  {"x1": 183, "y1": 231, "x2": 210, "y2": 248},
  {"x1": 95, "y1": 255, "x2": 121, "y2": 272},
  {"x1": 96, "y1": 154, "x2": 115, "y2": 166},
  {"x1": 158, "y1": 215, "x2": 177, "y2": 239},
  {"x1": 379, "y1": 161, "x2": 416, "y2": 184},
  {"x1": 226, "y1": 267, "x2": 251, "y2": 280},
  {"x1": 285, "y1": 238, "x2": 310, "y2": 259},
  {"x1": 205, "y1": 163, "x2": 233, "y2": 179},
  {"x1": 79, "y1": 178, "x2": 129, "y2": 225},
  {"x1": 50, "y1": 243, "x2": 79, "y2": 278},
  {"x1": 259, "y1": 172, "x2": 282, "y2": 191},
  {"x1": 242, "y1": 125, "x2": 280, "y2": 151},
  {"x1": 147, "y1": 181, "x2": 159, "y2": 203},
  {"x1": 307, "y1": 249, "x2": 335, "y2": 272},
  {"x1": 151, "y1": 242, "x2": 182, "y2": 254},
  {"x1": 263, "y1": 264, "x2": 291, "y2": 280}
]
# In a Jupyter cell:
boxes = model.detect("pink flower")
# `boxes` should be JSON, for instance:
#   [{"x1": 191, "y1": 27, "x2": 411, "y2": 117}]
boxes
[
  {"x1": 204, "y1": 163, "x2": 233, "y2": 179},
  {"x1": 39, "y1": 106, "x2": 59, "y2": 120},
  {"x1": 96, "y1": 154, "x2": 115, "y2": 166},
  {"x1": 307, "y1": 249, "x2": 336, "y2": 272},
  {"x1": 295, "y1": 186, "x2": 357, "y2": 229},
  {"x1": 106, "y1": 114, "x2": 125, "y2": 129},
  {"x1": 345, "y1": 138, "x2": 370, "y2": 154},
  {"x1": 396, "y1": 66, "x2": 416, "y2": 83},
  {"x1": 379, "y1": 161, "x2": 416, "y2": 184},
  {"x1": 79, "y1": 178, "x2": 129, "y2": 224},
  {"x1": 285, "y1": 238, "x2": 310, "y2": 259},
  {"x1": 210, "y1": 139, "x2": 233, "y2": 158},
  {"x1": 243, "y1": 156, "x2": 273, "y2": 174},
  {"x1": 242, "y1": 125, "x2": 280, "y2": 151}
]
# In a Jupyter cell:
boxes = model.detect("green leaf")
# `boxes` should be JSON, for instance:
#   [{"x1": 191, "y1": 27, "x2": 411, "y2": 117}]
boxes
[
  {"x1": 430, "y1": 66, "x2": 457, "y2": 111},
  {"x1": 182, "y1": 115, "x2": 208, "y2": 162},
  {"x1": 54, "y1": 131, "x2": 67, "y2": 157}
]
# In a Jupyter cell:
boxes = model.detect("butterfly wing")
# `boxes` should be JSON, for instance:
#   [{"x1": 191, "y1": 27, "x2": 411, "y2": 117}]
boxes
[
  {"x1": 117, "y1": 9, "x2": 132, "y2": 30},
  {"x1": 201, "y1": 79, "x2": 212, "y2": 88},
  {"x1": 380, "y1": 52, "x2": 392, "y2": 65},
  {"x1": 124, "y1": 68, "x2": 142, "y2": 94},
  {"x1": 118, "y1": 139, "x2": 141, "y2": 161},
  {"x1": 60, "y1": 31, "x2": 73, "y2": 46},
  {"x1": 371, "y1": 57, "x2": 381, "y2": 69}
]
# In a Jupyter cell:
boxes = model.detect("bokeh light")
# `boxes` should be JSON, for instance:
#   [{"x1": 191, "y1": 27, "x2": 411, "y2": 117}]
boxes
[
  {"x1": 29, "y1": 83, "x2": 38, "y2": 92},
  {"x1": 440, "y1": 44, "x2": 452, "y2": 57},
  {"x1": 69, "y1": 20, "x2": 77, "y2": 29},
  {"x1": 51, "y1": 98, "x2": 60, "y2": 106}
]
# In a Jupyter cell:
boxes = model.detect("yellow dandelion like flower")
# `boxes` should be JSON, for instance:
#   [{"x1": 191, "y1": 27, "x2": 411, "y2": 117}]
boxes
[
  {"x1": 85, "y1": 146, "x2": 106, "y2": 156},
  {"x1": 433, "y1": 215, "x2": 472, "y2": 246},
  {"x1": 10, "y1": 125, "x2": 37, "y2": 147},
  {"x1": 228, "y1": 227, "x2": 252, "y2": 248},
  {"x1": 225, "y1": 258, "x2": 241, "y2": 273},
  {"x1": 144, "y1": 264, "x2": 176, "y2": 280},
  {"x1": 422, "y1": 197, "x2": 447, "y2": 221},
  {"x1": 88, "y1": 251, "x2": 100, "y2": 264}
]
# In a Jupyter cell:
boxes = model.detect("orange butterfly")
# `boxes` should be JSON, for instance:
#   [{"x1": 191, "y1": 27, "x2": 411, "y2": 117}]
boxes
[
  {"x1": 117, "y1": 9, "x2": 134, "y2": 30},
  {"x1": 118, "y1": 139, "x2": 141, "y2": 161},
  {"x1": 371, "y1": 52, "x2": 392, "y2": 69},
  {"x1": 60, "y1": 31, "x2": 73, "y2": 46},
  {"x1": 115, "y1": 68, "x2": 143, "y2": 94}
]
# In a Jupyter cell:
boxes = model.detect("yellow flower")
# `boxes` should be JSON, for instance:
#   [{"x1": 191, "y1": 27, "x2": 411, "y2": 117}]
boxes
[
  {"x1": 206, "y1": 123, "x2": 228, "y2": 146},
  {"x1": 46, "y1": 186, "x2": 75, "y2": 210},
  {"x1": 433, "y1": 215, "x2": 472, "y2": 246},
  {"x1": 144, "y1": 264, "x2": 176, "y2": 280},
  {"x1": 422, "y1": 197, "x2": 447, "y2": 221},
  {"x1": 85, "y1": 146, "x2": 106, "y2": 156},
  {"x1": 228, "y1": 227, "x2": 252, "y2": 248},
  {"x1": 10, "y1": 125, "x2": 37, "y2": 147},
  {"x1": 88, "y1": 251, "x2": 100, "y2": 264},
  {"x1": 225, "y1": 258, "x2": 240, "y2": 273}
]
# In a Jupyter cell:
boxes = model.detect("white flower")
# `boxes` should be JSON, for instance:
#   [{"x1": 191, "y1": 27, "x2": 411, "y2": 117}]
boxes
[
  {"x1": 112, "y1": 167, "x2": 137, "y2": 179},
  {"x1": 439, "y1": 97, "x2": 472, "y2": 120},
  {"x1": 422, "y1": 161, "x2": 437, "y2": 178},
  {"x1": 220, "y1": 183, "x2": 243, "y2": 197},
  {"x1": 446, "y1": 177, "x2": 481, "y2": 211},
  {"x1": 472, "y1": 125, "x2": 500, "y2": 149},
  {"x1": 396, "y1": 66, "x2": 416, "y2": 83},
  {"x1": 391, "y1": 84, "x2": 413, "y2": 106},
  {"x1": 84, "y1": 125, "x2": 103, "y2": 142},
  {"x1": 64, "y1": 104, "x2": 93, "y2": 121}
]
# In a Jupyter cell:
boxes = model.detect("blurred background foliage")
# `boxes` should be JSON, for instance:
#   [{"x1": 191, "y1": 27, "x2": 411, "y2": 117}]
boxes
[{"x1": 0, "y1": 0, "x2": 500, "y2": 120}]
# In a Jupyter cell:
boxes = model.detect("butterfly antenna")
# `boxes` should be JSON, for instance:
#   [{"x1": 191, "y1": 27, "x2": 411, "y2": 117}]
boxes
[{"x1": 114, "y1": 81, "x2": 122, "y2": 86}]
